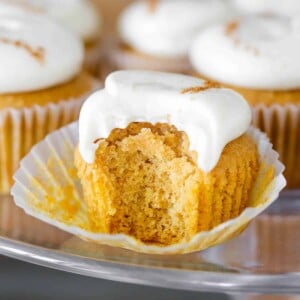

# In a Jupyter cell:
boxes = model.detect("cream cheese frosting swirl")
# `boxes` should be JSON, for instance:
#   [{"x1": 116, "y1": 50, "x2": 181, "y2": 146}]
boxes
[
  {"x1": 79, "y1": 71, "x2": 251, "y2": 172},
  {"x1": 190, "y1": 15, "x2": 300, "y2": 90},
  {"x1": 0, "y1": 0, "x2": 101, "y2": 42},
  {"x1": 0, "y1": 14, "x2": 84, "y2": 93},
  {"x1": 119, "y1": 0, "x2": 231, "y2": 57},
  {"x1": 231, "y1": 0, "x2": 300, "y2": 17}
]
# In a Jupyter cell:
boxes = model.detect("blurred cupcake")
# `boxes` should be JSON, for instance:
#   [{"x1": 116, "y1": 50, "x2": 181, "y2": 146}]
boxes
[
  {"x1": 109, "y1": 0, "x2": 231, "y2": 73},
  {"x1": 190, "y1": 14, "x2": 300, "y2": 188},
  {"x1": 0, "y1": 0, "x2": 102, "y2": 75},
  {"x1": 231, "y1": 0, "x2": 300, "y2": 17},
  {"x1": 0, "y1": 13, "x2": 97, "y2": 194}
]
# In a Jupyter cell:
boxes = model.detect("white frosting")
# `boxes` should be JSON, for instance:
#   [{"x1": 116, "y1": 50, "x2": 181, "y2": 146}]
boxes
[
  {"x1": 79, "y1": 71, "x2": 251, "y2": 172},
  {"x1": 190, "y1": 15, "x2": 300, "y2": 90},
  {"x1": 0, "y1": 14, "x2": 84, "y2": 93},
  {"x1": 119, "y1": 0, "x2": 231, "y2": 57},
  {"x1": 0, "y1": 0, "x2": 101, "y2": 42},
  {"x1": 231, "y1": 0, "x2": 300, "y2": 17}
]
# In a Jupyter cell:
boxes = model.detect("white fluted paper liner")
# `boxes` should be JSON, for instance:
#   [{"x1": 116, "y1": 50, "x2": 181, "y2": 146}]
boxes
[
  {"x1": 252, "y1": 103, "x2": 300, "y2": 189},
  {"x1": 11, "y1": 122, "x2": 286, "y2": 254},
  {"x1": 0, "y1": 80, "x2": 100, "y2": 194}
]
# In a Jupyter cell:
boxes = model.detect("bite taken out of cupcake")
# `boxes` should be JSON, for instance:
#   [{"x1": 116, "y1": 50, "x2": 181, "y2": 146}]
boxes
[
  {"x1": 108, "y1": 0, "x2": 232, "y2": 73},
  {"x1": 0, "y1": 0, "x2": 102, "y2": 75},
  {"x1": 190, "y1": 14, "x2": 300, "y2": 188},
  {"x1": 12, "y1": 70, "x2": 285, "y2": 253},
  {"x1": 0, "y1": 13, "x2": 98, "y2": 194}
]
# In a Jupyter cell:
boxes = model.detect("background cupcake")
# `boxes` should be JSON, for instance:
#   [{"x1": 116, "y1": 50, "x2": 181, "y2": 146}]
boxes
[
  {"x1": 109, "y1": 0, "x2": 231, "y2": 73},
  {"x1": 0, "y1": 13, "x2": 97, "y2": 193},
  {"x1": 189, "y1": 14, "x2": 300, "y2": 188},
  {"x1": 0, "y1": 0, "x2": 102, "y2": 75}
]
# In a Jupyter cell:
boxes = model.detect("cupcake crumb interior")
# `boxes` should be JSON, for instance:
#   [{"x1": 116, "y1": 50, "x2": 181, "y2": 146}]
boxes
[{"x1": 75, "y1": 122, "x2": 259, "y2": 245}]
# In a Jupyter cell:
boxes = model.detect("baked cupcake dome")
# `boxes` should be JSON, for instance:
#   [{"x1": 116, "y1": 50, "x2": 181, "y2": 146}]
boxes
[
  {"x1": 110, "y1": 0, "x2": 231, "y2": 73},
  {"x1": 190, "y1": 15, "x2": 300, "y2": 188},
  {"x1": 0, "y1": 0, "x2": 102, "y2": 74},
  {"x1": 75, "y1": 70, "x2": 259, "y2": 245},
  {"x1": 0, "y1": 13, "x2": 96, "y2": 193}
]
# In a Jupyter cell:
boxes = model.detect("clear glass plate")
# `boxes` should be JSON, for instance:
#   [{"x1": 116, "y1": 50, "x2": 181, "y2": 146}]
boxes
[{"x1": 0, "y1": 192, "x2": 299, "y2": 295}]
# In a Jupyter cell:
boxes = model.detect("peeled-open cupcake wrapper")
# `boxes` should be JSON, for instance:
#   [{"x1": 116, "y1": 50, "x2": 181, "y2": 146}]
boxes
[
  {"x1": 0, "y1": 81, "x2": 100, "y2": 194},
  {"x1": 252, "y1": 103, "x2": 300, "y2": 189},
  {"x1": 11, "y1": 122, "x2": 286, "y2": 254}
]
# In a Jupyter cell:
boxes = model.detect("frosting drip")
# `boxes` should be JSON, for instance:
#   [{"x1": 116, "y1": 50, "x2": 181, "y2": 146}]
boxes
[
  {"x1": 0, "y1": 0, "x2": 101, "y2": 42},
  {"x1": 119, "y1": 0, "x2": 231, "y2": 57},
  {"x1": 0, "y1": 14, "x2": 83, "y2": 93},
  {"x1": 79, "y1": 71, "x2": 251, "y2": 172},
  {"x1": 190, "y1": 15, "x2": 300, "y2": 90}
]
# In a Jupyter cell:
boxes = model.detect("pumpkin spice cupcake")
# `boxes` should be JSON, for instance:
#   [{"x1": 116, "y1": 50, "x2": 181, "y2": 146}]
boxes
[
  {"x1": 0, "y1": 13, "x2": 97, "y2": 194},
  {"x1": 109, "y1": 0, "x2": 231, "y2": 73},
  {"x1": 190, "y1": 14, "x2": 300, "y2": 188},
  {"x1": 0, "y1": 0, "x2": 102, "y2": 75},
  {"x1": 11, "y1": 70, "x2": 285, "y2": 253}
]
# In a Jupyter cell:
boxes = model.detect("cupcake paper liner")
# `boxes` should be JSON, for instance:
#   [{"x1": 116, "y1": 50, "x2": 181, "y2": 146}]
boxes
[
  {"x1": 0, "y1": 81, "x2": 100, "y2": 194},
  {"x1": 252, "y1": 103, "x2": 300, "y2": 189},
  {"x1": 11, "y1": 122, "x2": 286, "y2": 254}
]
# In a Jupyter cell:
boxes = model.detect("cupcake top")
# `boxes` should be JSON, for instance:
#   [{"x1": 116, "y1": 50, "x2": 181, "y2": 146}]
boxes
[
  {"x1": 78, "y1": 70, "x2": 251, "y2": 172},
  {"x1": 231, "y1": 0, "x2": 300, "y2": 17},
  {"x1": 0, "y1": 14, "x2": 83, "y2": 94},
  {"x1": 119, "y1": 0, "x2": 231, "y2": 57},
  {"x1": 0, "y1": 0, "x2": 101, "y2": 42},
  {"x1": 190, "y1": 15, "x2": 300, "y2": 90}
]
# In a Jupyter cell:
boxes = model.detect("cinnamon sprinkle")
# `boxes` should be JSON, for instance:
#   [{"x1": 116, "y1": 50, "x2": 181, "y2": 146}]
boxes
[
  {"x1": 147, "y1": 0, "x2": 158, "y2": 13},
  {"x1": 0, "y1": 38, "x2": 45, "y2": 63},
  {"x1": 181, "y1": 80, "x2": 221, "y2": 94},
  {"x1": 225, "y1": 20, "x2": 239, "y2": 36},
  {"x1": 225, "y1": 20, "x2": 260, "y2": 56}
]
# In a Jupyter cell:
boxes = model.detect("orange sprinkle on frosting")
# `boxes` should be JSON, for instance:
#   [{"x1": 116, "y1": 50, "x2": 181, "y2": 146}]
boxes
[
  {"x1": 0, "y1": 37, "x2": 45, "y2": 63},
  {"x1": 181, "y1": 80, "x2": 221, "y2": 94}
]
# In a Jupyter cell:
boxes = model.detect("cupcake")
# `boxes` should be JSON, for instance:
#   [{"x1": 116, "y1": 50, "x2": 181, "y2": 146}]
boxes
[
  {"x1": 12, "y1": 70, "x2": 285, "y2": 253},
  {"x1": 190, "y1": 14, "x2": 300, "y2": 188},
  {"x1": 75, "y1": 70, "x2": 264, "y2": 245},
  {"x1": 109, "y1": 0, "x2": 231, "y2": 73},
  {"x1": 231, "y1": 0, "x2": 300, "y2": 17},
  {"x1": 0, "y1": 13, "x2": 97, "y2": 194},
  {"x1": 0, "y1": 0, "x2": 102, "y2": 75}
]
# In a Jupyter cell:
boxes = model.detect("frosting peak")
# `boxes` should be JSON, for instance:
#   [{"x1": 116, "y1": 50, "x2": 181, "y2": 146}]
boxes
[
  {"x1": 190, "y1": 15, "x2": 300, "y2": 90},
  {"x1": 79, "y1": 71, "x2": 251, "y2": 172},
  {"x1": 0, "y1": 14, "x2": 83, "y2": 93},
  {"x1": 119, "y1": 0, "x2": 231, "y2": 57},
  {"x1": 0, "y1": 0, "x2": 101, "y2": 42}
]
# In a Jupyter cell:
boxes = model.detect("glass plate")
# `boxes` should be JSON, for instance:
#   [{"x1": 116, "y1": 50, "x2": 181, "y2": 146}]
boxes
[{"x1": 0, "y1": 192, "x2": 299, "y2": 295}]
